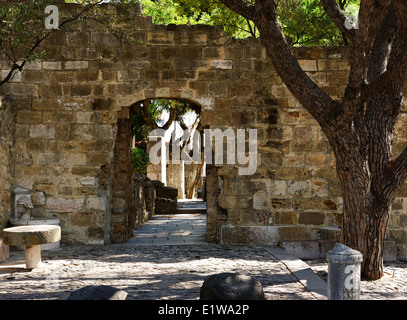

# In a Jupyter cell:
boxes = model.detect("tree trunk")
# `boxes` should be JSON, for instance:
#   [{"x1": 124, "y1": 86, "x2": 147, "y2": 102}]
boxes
[
  {"x1": 187, "y1": 161, "x2": 204, "y2": 199},
  {"x1": 332, "y1": 125, "x2": 392, "y2": 280},
  {"x1": 340, "y1": 186, "x2": 390, "y2": 280},
  {"x1": 217, "y1": 0, "x2": 407, "y2": 281}
]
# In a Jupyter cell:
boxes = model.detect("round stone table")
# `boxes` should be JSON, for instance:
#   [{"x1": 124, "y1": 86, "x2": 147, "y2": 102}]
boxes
[{"x1": 2, "y1": 225, "x2": 61, "y2": 269}]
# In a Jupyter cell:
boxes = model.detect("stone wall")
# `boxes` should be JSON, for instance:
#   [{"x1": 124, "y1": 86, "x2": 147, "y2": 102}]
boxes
[
  {"x1": 1, "y1": 3, "x2": 407, "y2": 258},
  {"x1": 0, "y1": 96, "x2": 14, "y2": 230}
]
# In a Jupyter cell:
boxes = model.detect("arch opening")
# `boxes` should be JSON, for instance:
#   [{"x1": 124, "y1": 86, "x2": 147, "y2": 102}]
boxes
[
  {"x1": 132, "y1": 98, "x2": 204, "y2": 201},
  {"x1": 111, "y1": 97, "x2": 208, "y2": 244}
]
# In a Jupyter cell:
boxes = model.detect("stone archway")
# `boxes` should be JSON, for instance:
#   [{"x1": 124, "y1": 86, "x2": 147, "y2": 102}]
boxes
[{"x1": 5, "y1": 2, "x2": 404, "y2": 257}]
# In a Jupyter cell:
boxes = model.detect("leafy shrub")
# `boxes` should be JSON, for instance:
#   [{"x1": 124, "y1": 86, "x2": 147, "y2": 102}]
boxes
[{"x1": 132, "y1": 147, "x2": 150, "y2": 174}]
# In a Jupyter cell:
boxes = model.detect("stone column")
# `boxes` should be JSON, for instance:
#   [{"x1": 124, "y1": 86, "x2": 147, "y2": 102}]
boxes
[{"x1": 326, "y1": 243, "x2": 363, "y2": 300}]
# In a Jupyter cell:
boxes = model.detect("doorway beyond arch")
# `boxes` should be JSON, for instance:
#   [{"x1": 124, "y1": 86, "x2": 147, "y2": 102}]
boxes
[{"x1": 110, "y1": 95, "x2": 210, "y2": 244}]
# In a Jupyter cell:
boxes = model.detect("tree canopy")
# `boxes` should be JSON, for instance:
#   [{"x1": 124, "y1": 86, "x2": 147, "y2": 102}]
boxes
[{"x1": 139, "y1": 0, "x2": 360, "y2": 45}]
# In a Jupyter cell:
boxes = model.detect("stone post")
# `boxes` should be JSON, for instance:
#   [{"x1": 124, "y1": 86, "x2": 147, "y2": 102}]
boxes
[{"x1": 326, "y1": 243, "x2": 363, "y2": 300}]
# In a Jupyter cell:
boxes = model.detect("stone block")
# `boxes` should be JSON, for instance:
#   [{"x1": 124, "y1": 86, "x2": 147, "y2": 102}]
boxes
[
  {"x1": 218, "y1": 195, "x2": 237, "y2": 209},
  {"x1": 71, "y1": 84, "x2": 92, "y2": 96},
  {"x1": 319, "y1": 227, "x2": 340, "y2": 241},
  {"x1": 175, "y1": 32, "x2": 207, "y2": 45},
  {"x1": 29, "y1": 124, "x2": 56, "y2": 139},
  {"x1": 150, "y1": 180, "x2": 178, "y2": 199},
  {"x1": 181, "y1": 47, "x2": 202, "y2": 60},
  {"x1": 317, "y1": 59, "x2": 350, "y2": 71},
  {"x1": 298, "y1": 60, "x2": 318, "y2": 72},
  {"x1": 95, "y1": 124, "x2": 114, "y2": 140},
  {"x1": 147, "y1": 32, "x2": 174, "y2": 45},
  {"x1": 298, "y1": 211, "x2": 325, "y2": 225},
  {"x1": 287, "y1": 181, "x2": 309, "y2": 195},
  {"x1": 278, "y1": 226, "x2": 312, "y2": 241},
  {"x1": 17, "y1": 111, "x2": 42, "y2": 124},
  {"x1": 42, "y1": 61, "x2": 62, "y2": 70},
  {"x1": 220, "y1": 225, "x2": 279, "y2": 246},
  {"x1": 65, "y1": 153, "x2": 87, "y2": 165},
  {"x1": 281, "y1": 240, "x2": 322, "y2": 259},
  {"x1": 76, "y1": 111, "x2": 94, "y2": 124},
  {"x1": 31, "y1": 191, "x2": 46, "y2": 206},
  {"x1": 24, "y1": 61, "x2": 42, "y2": 70},
  {"x1": 64, "y1": 61, "x2": 89, "y2": 70},
  {"x1": 143, "y1": 181, "x2": 156, "y2": 213},
  {"x1": 66, "y1": 32, "x2": 90, "y2": 47},
  {"x1": 83, "y1": 196, "x2": 106, "y2": 212},
  {"x1": 155, "y1": 198, "x2": 177, "y2": 214},
  {"x1": 384, "y1": 240, "x2": 396, "y2": 262},
  {"x1": 202, "y1": 47, "x2": 221, "y2": 59},
  {"x1": 208, "y1": 82, "x2": 229, "y2": 97},
  {"x1": 253, "y1": 190, "x2": 270, "y2": 210},
  {"x1": 200, "y1": 273, "x2": 265, "y2": 300},
  {"x1": 92, "y1": 98, "x2": 113, "y2": 111},
  {"x1": 266, "y1": 180, "x2": 287, "y2": 196},
  {"x1": 70, "y1": 211, "x2": 104, "y2": 227},
  {"x1": 210, "y1": 60, "x2": 233, "y2": 69},
  {"x1": 281, "y1": 240, "x2": 336, "y2": 259},
  {"x1": 67, "y1": 285, "x2": 127, "y2": 300},
  {"x1": 47, "y1": 197, "x2": 84, "y2": 213},
  {"x1": 11, "y1": 84, "x2": 37, "y2": 96},
  {"x1": 1, "y1": 70, "x2": 21, "y2": 82},
  {"x1": 274, "y1": 211, "x2": 297, "y2": 225},
  {"x1": 282, "y1": 239, "x2": 397, "y2": 262},
  {"x1": 0, "y1": 238, "x2": 9, "y2": 263}
]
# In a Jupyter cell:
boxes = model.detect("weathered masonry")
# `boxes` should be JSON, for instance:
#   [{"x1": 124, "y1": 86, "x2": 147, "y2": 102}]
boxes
[{"x1": 1, "y1": 3, "x2": 407, "y2": 258}]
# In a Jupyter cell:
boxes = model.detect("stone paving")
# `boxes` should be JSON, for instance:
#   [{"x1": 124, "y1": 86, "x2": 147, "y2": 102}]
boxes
[
  {"x1": 129, "y1": 214, "x2": 207, "y2": 245},
  {"x1": 0, "y1": 213, "x2": 406, "y2": 300}
]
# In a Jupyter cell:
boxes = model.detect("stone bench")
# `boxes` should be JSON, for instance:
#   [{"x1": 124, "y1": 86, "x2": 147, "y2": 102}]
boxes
[{"x1": 2, "y1": 225, "x2": 61, "y2": 269}]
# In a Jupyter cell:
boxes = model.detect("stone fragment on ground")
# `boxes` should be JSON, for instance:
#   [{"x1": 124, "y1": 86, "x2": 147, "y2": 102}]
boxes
[
  {"x1": 67, "y1": 285, "x2": 128, "y2": 300},
  {"x1": 200, "y1": 272, "x2": 266, "y2": 300}
]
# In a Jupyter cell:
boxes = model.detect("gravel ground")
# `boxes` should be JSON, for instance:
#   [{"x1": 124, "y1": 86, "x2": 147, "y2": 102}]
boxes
[{"x1": 305, "y1": 259, "x2": 407, "y2": 300}]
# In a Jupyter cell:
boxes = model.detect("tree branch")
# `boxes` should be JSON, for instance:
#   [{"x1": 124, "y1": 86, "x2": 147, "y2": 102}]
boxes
[
  {"x1": 218, "y1": 0, "x2": 257, "y2": 22},
  {"x1": 364, "y1": 0, "x2": 391, "y2": 57},
  {"x1": 360, "y1": 54, "x2": 407, "y2": 103},
  {"x1": 357, "y1": 2, "x2": 407, "y2": 105},
  {"x1": 0, "y1": 0, "x2": 105, "y2": 87},
  {"x1": 341, "y1": 2, "x2": 394, "y2": 121},
  {"x1": 249, "y1": 0, "x2": 336, "y2": 128},
  {"x1": 320, "y1": 0, "x2": 356, "y2": 43},
  {"x1": 383, "y1": 146, "x2": 407, "y2": 202}
]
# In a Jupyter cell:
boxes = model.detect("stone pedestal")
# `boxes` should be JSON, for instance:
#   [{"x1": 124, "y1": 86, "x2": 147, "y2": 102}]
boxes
[
  {"x1": 25, "y1": 245, "x2": 41, "y2": 269},
  {"x1": 0, "y1": 238, "x2": 9, "y2": 263},
  {"x1": 2, "y1": 225, "x2": 61, "y2": 269},
  {"x1": 326, "y1": 243, "x2": 363, "y2": 300},
  {"x1": 10, "y1": 218, "x2": 61, "y2": 250}
]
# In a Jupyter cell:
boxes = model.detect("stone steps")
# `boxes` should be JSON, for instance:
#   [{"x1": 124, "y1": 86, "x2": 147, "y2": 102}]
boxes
[
  {"x1": 129, "y1": 214, "x2": 207, "y2": 245},
  {"x1": 176, "y1": 207, "x2": 207, "y2": 214}
]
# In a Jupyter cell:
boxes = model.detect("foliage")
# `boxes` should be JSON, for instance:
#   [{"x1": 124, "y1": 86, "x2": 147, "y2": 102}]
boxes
[
  {"x1": 0, "y1": 0, "x2": 140, "y2": 87},
  {"x1": 149, "y1": 98, "x2": 195, "y2": 127},
  {"x1": 138, "y1": 0, "x2": 360, "y2": 45},
  {"x1": 132, "y1": 147, "x2": 150, "y2": 174},
  {"x1": 276, "y1": 0, "x2": 358, "y2": 46},
  {"x1": 139, "y1": 0, "x2": 210, "y2": 25},
  {"x1": 139, "y1": 0, "x2": 258, "y2": 37},
  {"x1": 132, "y1": 98, "x2": 198, "y2": 144},
  {"x1": 0, "y1": 0, "x2": 53, "y2": 84},
  {"x1": 132, "y1": 111, "x2": 150, "y2": 145}
]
